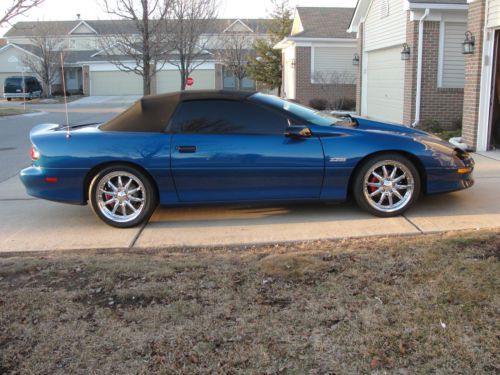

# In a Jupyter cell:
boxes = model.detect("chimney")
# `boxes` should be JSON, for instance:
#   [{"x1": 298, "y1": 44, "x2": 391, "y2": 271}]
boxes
[
  {"x1": 0, "y1": 38, "x2": 7, "y2": 47},
  {"x1": 77, "y1": 13, "x2": 81, "y2": 20}
]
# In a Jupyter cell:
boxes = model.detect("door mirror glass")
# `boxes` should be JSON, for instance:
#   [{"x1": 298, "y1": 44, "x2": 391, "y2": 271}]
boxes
[{"x1": 285, "y1": 125, "x2": 312, "y2": 138}]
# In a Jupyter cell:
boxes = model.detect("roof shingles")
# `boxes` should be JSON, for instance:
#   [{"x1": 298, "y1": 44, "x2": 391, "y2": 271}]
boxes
[{"x1": 292, "y1": 7, "x2": 355, "y2": 39}]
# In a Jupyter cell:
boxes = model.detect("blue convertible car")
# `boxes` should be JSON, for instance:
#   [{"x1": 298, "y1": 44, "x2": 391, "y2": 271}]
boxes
[{"x1": 20, "y1": 90, "x2": 474, "y2": 227}]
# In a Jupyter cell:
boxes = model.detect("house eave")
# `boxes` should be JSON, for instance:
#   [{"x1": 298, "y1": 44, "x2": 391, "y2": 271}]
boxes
[{"x1": 404, "y1": 2, "x2": 469, "y2": 11}]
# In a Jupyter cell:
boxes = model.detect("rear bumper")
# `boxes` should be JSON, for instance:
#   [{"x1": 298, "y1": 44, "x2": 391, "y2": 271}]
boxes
[
  {"x1": 20, "y1": 166, "x2": 87, "y2": 205},
  {"x1": 4, "y1": 92, "x2": 40, "y2": 99}
]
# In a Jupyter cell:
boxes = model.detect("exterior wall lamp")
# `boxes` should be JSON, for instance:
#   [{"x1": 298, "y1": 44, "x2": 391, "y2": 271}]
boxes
[
  {"x1": 401, "y1": 43, "x2": 411, "y2": 60},
  {"x1": 352, "y1": 53, "x2": 360, "y2": 65},
  {"x1": 462, "y1": 31, "x2": 475, "y2": 54},
  {"x1": 290, "y1": 58, "x2": 296, "y2": 68}
]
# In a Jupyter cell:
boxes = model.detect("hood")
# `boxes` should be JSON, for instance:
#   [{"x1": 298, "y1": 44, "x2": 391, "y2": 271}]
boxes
[{"x1": 353, "y1": 117, "x2": 431, "y2": 137}]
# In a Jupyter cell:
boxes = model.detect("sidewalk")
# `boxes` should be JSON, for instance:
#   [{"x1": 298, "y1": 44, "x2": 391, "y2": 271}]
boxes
[{"x1": 0, "y1": 153, "x2": 499, "y2": 253}]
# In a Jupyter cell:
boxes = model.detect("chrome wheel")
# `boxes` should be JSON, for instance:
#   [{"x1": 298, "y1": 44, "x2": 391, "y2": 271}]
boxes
[
  {"x1": 96, "y1": 171, "x2": 146, "y2": 223},
  {"x1": 363, "y1": 160, "x2": 414, "y2": 213}
]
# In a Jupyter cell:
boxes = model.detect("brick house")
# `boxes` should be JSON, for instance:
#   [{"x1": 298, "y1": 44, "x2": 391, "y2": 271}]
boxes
[
  {"x1": 348, "y1": 0, "x2": 468, "y2": 128},
  {"x1": 274, "y1": 7, "x2": 357, "y2": 108},
  {"x1": 463, "y1": 0, "x2": 500, "y2": 151}
]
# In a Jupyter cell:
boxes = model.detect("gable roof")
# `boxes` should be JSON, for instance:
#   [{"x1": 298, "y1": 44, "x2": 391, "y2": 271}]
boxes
[
  {"x1": 291, "y1": 7, "x2": 355, "y2": 39},
  {"x1": 68, "y1": 20, "x2": 98, "y2": 35},
  {"x1": 4, "y1": 18, "x2": 273, "y2": 38}
]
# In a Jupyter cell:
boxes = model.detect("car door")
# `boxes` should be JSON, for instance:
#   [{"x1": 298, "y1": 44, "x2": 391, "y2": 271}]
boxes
[{"x1": 169, "y1": 99, "x2": 325, "y2": 203}]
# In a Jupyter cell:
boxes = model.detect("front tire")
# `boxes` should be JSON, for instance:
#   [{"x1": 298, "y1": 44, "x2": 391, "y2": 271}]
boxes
[
  {"x1": 88, "y1": 165, "x2": 157, "y2": 228},
  {"x1": 353, "y1": 154, "x2": 421, "y2": 217}
]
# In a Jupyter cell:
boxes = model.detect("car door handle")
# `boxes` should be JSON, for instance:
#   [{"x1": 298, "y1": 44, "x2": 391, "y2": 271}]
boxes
[{"x1": 176, "y1": 145, "x2": 197, "y2": 153}]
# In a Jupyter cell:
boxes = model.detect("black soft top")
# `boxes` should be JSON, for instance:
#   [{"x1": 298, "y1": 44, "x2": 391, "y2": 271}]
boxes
[{"x1": 100, "y1": 90, "x2": 256, "y2": 133}]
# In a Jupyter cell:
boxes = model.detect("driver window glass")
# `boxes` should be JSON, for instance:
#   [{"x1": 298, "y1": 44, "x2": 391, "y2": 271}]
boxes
[{"x1": 171, "y1": 100, "x2": 289, "y2": 135}]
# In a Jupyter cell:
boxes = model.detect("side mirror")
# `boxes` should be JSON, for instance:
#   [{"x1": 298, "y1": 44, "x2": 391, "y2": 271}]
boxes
[{"x1": 285, "y1": 125, "x2": 312, "y2": 138}]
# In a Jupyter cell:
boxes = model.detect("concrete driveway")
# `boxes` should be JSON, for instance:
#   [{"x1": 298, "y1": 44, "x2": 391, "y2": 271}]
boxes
[{"x1": 0, "y1": 152, "x2": 499, "y2": 253}]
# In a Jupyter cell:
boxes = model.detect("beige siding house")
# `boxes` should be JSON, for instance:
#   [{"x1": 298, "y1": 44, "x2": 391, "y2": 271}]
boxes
[
  {"x1": 349, "y1": 0, "x2": 468, "y2": 128},
  {"x1": 275, "y1": 7, "x2": 357, "y2": 109},
  {"x1": 0, "y1": 18, "x2": 270, "y2": 96}
]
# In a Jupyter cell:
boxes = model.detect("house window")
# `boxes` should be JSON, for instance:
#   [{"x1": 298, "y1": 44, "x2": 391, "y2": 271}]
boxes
[
  {"x1": 69, "y1": 39, "x2": 77, "y2": 49},
  {"x1": 222, "y1": 68, "x2": 256, "y2": 90},
  {"x1": 380, "y1": 0, "x2": 389, "y2": 18},
  {"x1": 438, "y1": 22, "x2": 466, "y2": 88}
]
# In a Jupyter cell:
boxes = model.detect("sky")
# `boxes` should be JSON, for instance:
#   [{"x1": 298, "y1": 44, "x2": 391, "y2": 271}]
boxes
[{"x1": 1, "y1": 0, "x2": 357, "y2": 37}]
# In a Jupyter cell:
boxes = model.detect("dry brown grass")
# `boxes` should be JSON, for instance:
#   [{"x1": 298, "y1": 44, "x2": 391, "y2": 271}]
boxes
[
  {"x1": 0, "y1": 107, "x2": 37, "y2": 117},
  {"x1": 0, "y1": 230, "x2": 499, "y2": 374}
]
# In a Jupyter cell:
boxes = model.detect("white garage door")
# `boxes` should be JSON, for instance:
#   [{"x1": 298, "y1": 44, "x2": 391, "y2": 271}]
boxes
[
  {"x1": 365, "y1": 46, "x2": 405, "y2": 124},
  {"x1": 156, "y1": 69, "x2": 215, "y2": 94},
  {"x1": 90, "y1": 71, "x2": 143, "y2": 96}
]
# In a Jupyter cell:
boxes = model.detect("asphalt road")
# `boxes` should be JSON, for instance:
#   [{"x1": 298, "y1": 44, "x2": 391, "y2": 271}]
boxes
[{"x1": 0, "y1": 96, "x2": 138, "y2": 182}]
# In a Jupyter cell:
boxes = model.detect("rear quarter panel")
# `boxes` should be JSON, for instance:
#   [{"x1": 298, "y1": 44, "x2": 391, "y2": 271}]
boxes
[{"x1": 28, "y1": 125, "x2": 175, "y2": 204}]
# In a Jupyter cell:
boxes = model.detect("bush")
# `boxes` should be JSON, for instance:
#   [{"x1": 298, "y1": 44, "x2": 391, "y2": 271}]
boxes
[
  {"x1": 309, "y1": 98, "x2": 328, "y2": 110},
  {"x1": 331, "y1": 98, "x2": 356, "y2": 111}
]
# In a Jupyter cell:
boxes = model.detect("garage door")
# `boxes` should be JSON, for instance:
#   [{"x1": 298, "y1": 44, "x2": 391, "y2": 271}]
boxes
[
  {"x1": 365, "y1": 46, "x2": 405, "y2": 124},
  {"x1": 90, "y1": 71, "x2": 143, "y2": 96},
  {"x1": 0, "y1": 72, "x2": 22, "y2": 95},
  {"x1": 156, "y1": 69, "x2": 215, "y2": 94}
]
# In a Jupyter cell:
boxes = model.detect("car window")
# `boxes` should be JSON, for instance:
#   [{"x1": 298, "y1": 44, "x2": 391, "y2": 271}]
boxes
[
  {"x1": 170, "y1": 100, "x2": 289, "y2": 135},
  {"x1": 5, "y1": 77, "x2": 22, "y2": 88},
  {"x1": 250, "y1": 93, "x2": 347, "y2": 127}
]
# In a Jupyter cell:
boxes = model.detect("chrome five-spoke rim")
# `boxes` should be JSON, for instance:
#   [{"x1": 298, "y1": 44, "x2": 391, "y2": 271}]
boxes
[
  {"x1": 363, "y1": 161, "x2": 414, "y2": 213},
  {"x1": 96, "y1": 171, "x2": 146, "y2": 223}
]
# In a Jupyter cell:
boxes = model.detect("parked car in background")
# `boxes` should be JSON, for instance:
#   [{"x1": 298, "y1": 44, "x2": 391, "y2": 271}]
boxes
[
  {"x1": 20, "y1": 90, "x2": 475, "y2": 228},
  {"x1": 3, "y1": 76, "x2": 43, "y2": 101}
]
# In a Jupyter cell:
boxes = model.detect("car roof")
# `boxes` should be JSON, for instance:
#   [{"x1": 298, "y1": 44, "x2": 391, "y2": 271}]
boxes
[{"x1": 101, "y1": 90, "x2": 257, "y2": 133}]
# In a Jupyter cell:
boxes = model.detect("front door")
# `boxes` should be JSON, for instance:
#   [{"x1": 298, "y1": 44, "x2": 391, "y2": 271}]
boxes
[{"x1": 169, "y1": 99, "x2": 325, "y2": 202}]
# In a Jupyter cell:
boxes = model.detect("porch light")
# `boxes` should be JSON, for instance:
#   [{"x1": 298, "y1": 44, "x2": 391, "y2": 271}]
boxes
[
  {"x1": 352, "y1": 53, "x2": 360, "y2": 65},
  {"x1": 462, "y1": 31, "x2": 475, "y2": 54},
  {"x1": 401, "y1": 43, "x2": 411, "y2": 60},
  {"x1": 290, "y1": 58, "x2": 296, "y2": 68}
]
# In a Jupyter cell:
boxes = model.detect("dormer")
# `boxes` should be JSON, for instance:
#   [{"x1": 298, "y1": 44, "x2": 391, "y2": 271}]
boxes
[{"x1": 68, "y1": 20, "x2": 97, "y2": 35}]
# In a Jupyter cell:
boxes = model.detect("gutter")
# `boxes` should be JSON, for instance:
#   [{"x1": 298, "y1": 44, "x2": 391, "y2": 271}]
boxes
[{"x1": 412, "y1": 8, "x2": 430, "y2": 128}]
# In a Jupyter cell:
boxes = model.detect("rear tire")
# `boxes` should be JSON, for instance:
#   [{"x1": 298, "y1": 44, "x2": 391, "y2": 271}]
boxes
[
  {"x1": 353, "y1": 153, "x2": 421, "y2": 217},
  {"x1": 88, "y1": 165, "x2": 157, "y2": 228},
  {"x1": 6, "y1": 98, "x2": 11, "y2": 101}
]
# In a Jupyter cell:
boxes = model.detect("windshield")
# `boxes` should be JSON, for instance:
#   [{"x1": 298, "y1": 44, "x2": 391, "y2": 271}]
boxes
[{"x1": 250, "y1": 92, "x2": 346, "y2": 127}]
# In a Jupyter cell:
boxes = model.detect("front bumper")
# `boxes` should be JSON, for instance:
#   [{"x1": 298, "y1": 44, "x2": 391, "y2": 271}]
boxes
[{"x1": 20, "y1": 166, "x2": 87, "y2": 204}]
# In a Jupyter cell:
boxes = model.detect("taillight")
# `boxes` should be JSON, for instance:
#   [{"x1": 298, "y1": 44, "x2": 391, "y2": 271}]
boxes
[{"x1": 30, "y1": 145, "x2": 40, "y2": 161}]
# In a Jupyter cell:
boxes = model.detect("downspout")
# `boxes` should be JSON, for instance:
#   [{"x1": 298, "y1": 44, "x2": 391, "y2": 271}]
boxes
[{"x1": 412, "y1": 8, "x2": 430, "y2": 127}]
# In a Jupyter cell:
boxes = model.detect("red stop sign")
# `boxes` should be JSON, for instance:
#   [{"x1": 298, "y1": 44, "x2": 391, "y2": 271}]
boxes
[{"x1": 186, "y1": 77, "x2": 194, "y2": 87}]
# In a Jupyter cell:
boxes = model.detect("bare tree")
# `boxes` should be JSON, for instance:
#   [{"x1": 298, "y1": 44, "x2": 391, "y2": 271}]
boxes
[
  {"x1": 167, "y1": 0, "x2": 218, "y2": 90},
  {"x1": 0, "y1": 0, "x2": 45, "y2": 27},
  {"x1": 21, "y1": 23, "x2": 66, "y2": 97},
  {"x1": 216, "y1": 31, "x2": 253, "y2": 90},
  {"x1": 100, "y1": 0, "x2": 173, "y2": 95}
]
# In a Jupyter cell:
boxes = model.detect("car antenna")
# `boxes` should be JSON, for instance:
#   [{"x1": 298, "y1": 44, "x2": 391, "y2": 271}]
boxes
[{"x1": 60, "y1": 52, "x2": 71, "y2": 139}]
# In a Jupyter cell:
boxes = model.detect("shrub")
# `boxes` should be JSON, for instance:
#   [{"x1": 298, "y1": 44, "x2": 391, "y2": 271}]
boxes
[
  {"x1": 309, "y1": 98, "x2": 328, "y2": 110},
  {"x1": 331, "y1": 98, "x2": 356, "y2": 111}
]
